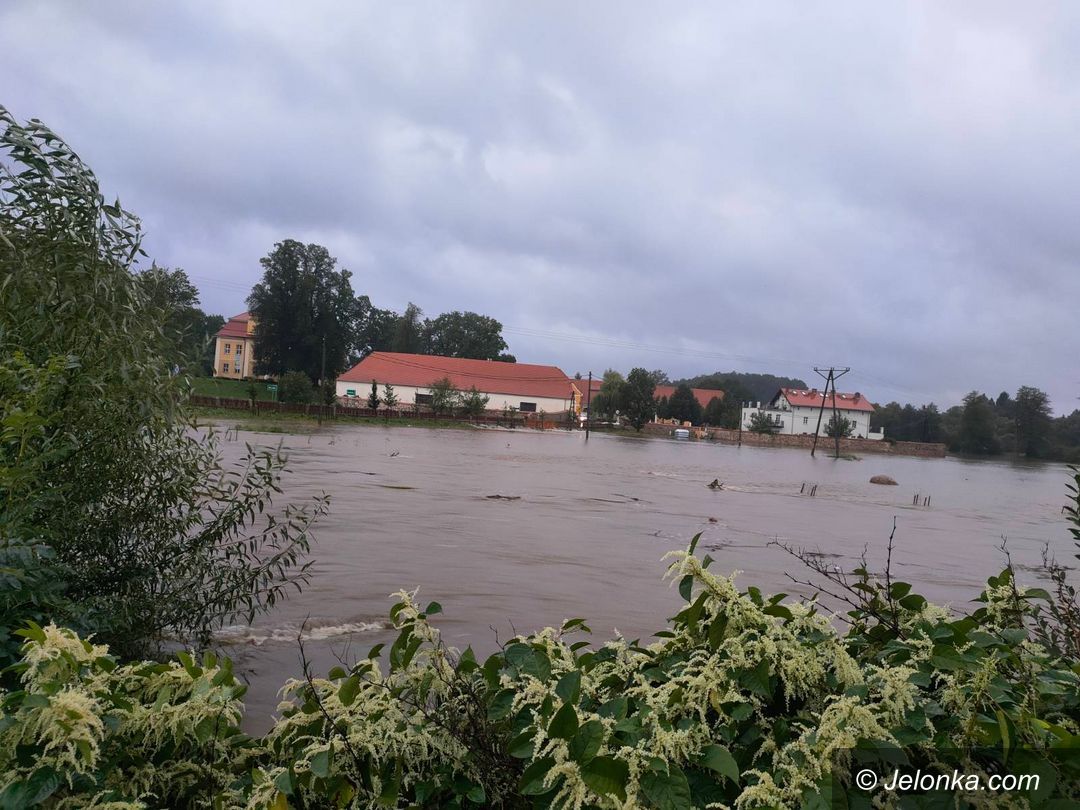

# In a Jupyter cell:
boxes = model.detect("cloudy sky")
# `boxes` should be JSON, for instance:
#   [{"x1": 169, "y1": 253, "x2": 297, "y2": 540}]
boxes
[{"x1": 4, "y1": 2, "x2": 1078, "y2": 409}]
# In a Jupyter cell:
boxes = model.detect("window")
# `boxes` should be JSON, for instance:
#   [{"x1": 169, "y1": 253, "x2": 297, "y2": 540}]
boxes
[
  {"x1": 415, "y1": 393, "x2": 433, "y2": 405},
  {"x1": 221, "y1": 363, "x2": 228, "y2": 373},
  {"x1": 224, "y1": 343, "x2": 231, "y2": 354},
  {"x1": 519, "y1": 402, "x2": 537, "y2": 413},
  {"x1": 235, "y1": 343, "x2": 242, "y2": 354},
  {"x1": 803, "y1": 416, "x2": 808, "y2": 425}
]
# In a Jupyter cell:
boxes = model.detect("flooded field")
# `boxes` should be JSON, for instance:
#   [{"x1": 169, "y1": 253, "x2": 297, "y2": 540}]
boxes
[{"x1": 214, "y1": 423, "x2": 1076, "y2": 730}]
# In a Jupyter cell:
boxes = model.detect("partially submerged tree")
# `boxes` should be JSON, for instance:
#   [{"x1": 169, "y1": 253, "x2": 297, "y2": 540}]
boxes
[
  {"x1": 459, "y1": 386, "x2": 490, "y2": 419},
  {"x1": 623, "y1": 367, "x2": 657, "y2": 431},
  {"x1": 824, "y1": 412, "x2": 855, "y2": 438},
  {"x1": 367, "y1": 379, "x2": 381, "y2": 410},
  {"x1": 748, "y1": 411, "x2": 779, "y2": 434}
]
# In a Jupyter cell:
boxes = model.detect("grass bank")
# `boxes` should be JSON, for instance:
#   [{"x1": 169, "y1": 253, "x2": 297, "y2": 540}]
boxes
[{"x1": 191, "y1": 405, "x2": 503, "y2": 434}]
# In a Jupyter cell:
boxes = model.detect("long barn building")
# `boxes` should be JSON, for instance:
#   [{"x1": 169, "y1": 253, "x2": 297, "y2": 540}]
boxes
[{"x1": 336, "y1": 352, "x2": 578, "y2": 414}]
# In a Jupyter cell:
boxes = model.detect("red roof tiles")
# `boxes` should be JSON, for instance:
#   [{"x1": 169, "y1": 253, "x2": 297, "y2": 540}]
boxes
[
  {"x1": 654, "y1": 385, "x2": 724, "y2": 409},
  {"x1": 338, "y1": 352, "x2": 574, "y2": 400},
  {"x1": 775, "y1": 387, "x2": 874, "y2": 413},
  {"x1": 215, "y1": 312, "x2": 252, "y2": 339}
]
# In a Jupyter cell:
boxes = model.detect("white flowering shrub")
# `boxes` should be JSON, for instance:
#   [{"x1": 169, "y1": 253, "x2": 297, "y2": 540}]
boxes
[{"x1": 4, "y1": 528, "x2": 1078, "y2": 808}]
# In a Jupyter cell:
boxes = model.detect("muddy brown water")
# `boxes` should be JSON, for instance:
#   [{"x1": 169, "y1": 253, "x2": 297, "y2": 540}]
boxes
[{"x1": 210, "y1": 423, "x2": 1076, "y2": 732}]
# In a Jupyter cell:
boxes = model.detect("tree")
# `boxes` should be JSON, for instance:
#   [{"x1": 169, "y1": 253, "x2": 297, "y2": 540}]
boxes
[
  {"x1": 248, "y1": 240, "x2": 361, "y2": 383},
  {"x1": 623, "y1": 368, "x2": 657, "y2": 431},
  {"x1": 355, "y1": 296, "x2": 398, "y2": 357},
  {"x1": 428, "y1": 376, "x2": 459, "y2": 417},
  {"x1": 496, "y1": 353, "x2": 517, "y2": 363},
  {"x1": 367, "y1": 379, "x2": 381, "y2": 410},
  {"x1": 459, "y1": 386, "x2": 490, "y2": 419},
  {"x1": 278, "y1": 370, "x2": 315, "y2": 404},
  {"x1": 825, "y1": 413, "x2": 855, "y2": 438},
  {"x1": 953, "y1": 391, "x2": 1001, "y2": 455},
  {"x1": 666, "y1": 383, "x2": 703, "y2": 425},
  {"x1": 748, "y1": 411, "x2": 779, "y2": 434},
  {"x1": 383, "y1": 383, "x2": 398, "y2": 412},
  {"x1": 648, "y1": 369, "x2": 670, "y2": 385},
  {"x1": 135, "y1": 266, "x2": 222, "y2": 374},
  {"x1": 1014, "y1": 386, "x2": 1053, "y2": 458},
  {"x1": 0, "y1": 106, "x2": 324, "y2": 659},
  {"x1": 591, "y1": 370, "x2": 625, "y2": 421},
  {"x1": 424, "y1": 311, "x2": 509, "y2": 360},
  {"x1": 703, "y1": 396, "x2": 725, "y2": 426},
  {"x1": 391, "y1": 302, "x2": 426, "y2": 354}
]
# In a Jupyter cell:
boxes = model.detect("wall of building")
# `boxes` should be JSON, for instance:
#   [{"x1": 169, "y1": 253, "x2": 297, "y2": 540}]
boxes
[
  {"x1": 705, "y1": 426, "x2": 944, "y2": 457},
  {"x1": 213, "y1": 336, "x2": 256, "y2": 379},
  {"x1": 335, "y1": 380, "x2": 571, "y2": 414},
  {"x1": 740, "y1": 402, "x2": 879, "y2": 439}
]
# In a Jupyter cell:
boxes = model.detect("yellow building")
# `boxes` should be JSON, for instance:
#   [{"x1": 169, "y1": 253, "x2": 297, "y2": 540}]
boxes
[{"x1": 212, "y1": 312, "x2": 258, "y2": 379}]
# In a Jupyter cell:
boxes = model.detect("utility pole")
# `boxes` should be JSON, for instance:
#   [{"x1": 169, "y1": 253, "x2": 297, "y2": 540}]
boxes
[
  {"x1": 318, "y1": 335, "x2": 326, "y2": 427},
  {"x1": 810, "y1": 366, "x2": 850, "y2": 458},
  {"x1": 585, "y1": 371, "x2": 593, "y2": 441}
]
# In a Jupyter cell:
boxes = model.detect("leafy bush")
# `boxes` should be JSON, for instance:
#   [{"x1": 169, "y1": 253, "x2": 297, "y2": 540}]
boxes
[
  {"x1": 3, "y1": 513, "x2": 1078, "y2": 807},
  {"x1": 278, "y1": 370, "x2": 315, "y2": 404},
  {"x1": 0, "y1": 106, "x2": 325, "y2": 659}
]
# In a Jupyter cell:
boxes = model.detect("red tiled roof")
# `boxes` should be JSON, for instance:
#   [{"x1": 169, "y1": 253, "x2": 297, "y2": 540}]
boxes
[
  {"x1": 775, "y1": 387, "x2": 874, "y2": 413},
  {"x1": 339, "y1": 352, "x2": 574, "y2": 400},
  {"x1": 654, "y1": 385, "x2": 724, "y2": 409},
  {"x1": 215, "y1": 312, "x2": 252, "y2": 339}
]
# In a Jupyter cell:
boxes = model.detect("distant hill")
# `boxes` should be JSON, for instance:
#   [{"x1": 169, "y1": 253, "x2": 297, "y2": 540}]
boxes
[{"x1": 674, "y1": 371, "x2": 809, "y2": 405}]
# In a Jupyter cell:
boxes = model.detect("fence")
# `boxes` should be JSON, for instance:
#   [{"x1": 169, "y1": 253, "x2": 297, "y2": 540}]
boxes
[{"x1": 189, "y1": 395, "x2": 573, "y2": 430}]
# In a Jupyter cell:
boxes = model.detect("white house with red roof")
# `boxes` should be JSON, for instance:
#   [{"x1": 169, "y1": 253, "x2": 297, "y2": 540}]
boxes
[
  {"x1": 337, "y1": 352, "x2": 576, "y2": 414},
  {"x1": 741, "y1": 387, "x2": 883, "y2": 439}
]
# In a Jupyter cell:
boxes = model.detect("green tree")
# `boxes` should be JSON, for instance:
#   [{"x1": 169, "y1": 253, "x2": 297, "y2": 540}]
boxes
[
  {"x1": 591, "y1": 369, "x2": 625, "y2": 420},
  {"x1": 825, "y1": 413, "x2": 855, "y2": 438},
  {"x1": 391, "y1": 302, "x2": 426, "y2": 354},
  {"x1": 367, "y1": 379, "x2": 381, "y2": 410},
  {"x1": 953, "y1": 391, "x2": 1001, "y2": 455},
  {"x1": 459, "y1": 386, "x2": 490, "y2": 419},
  {"x1": 0, "y1": 107, "x2": 324, "y2": 658},
  {"x1": 423, "y1": 311, "x2": 510, "y2": 360},
  {"x1": 277, "y1": 370, "x2": 315, "y2": 404},
  {"x1": 623, "y1": 367, "x2": 657, "y2": 431},
  {"x1": 748, "y1": 411, "x2": 779, "y2": 434},
  {"x1": 703, "y1": 396, "x2": 725, "y2": 426},
  {"x1": 428, "y1": 376, "x2": 459, "y2": 417},
  {"x1": 383, "y1": 382, "x2": 399, "y2": 412},
  {"x1": 248, "y1": 240, "x2": 361, "y2": 383},
  {"x1": 355, "y1": 296, "x2": 398, "y2": 356},
  {"x1": 665, "y1": 383, "x2": 703, "y2": 425},
  {"x1": 1014, "y1": 386, "x2": 1053, "y2": 458},
  {"x1": 134, "y1": 266, "x2": 222, "y2": 373}
]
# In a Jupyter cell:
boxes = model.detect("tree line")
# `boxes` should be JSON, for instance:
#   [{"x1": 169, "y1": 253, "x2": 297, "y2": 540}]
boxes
[{"x1": 871, "y1": 387, "x2": 1080, "y2": 461}]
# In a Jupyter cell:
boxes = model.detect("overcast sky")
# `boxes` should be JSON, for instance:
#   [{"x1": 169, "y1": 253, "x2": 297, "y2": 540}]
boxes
[{"x1": 4, "y1": 2, "x2": 1078, "y2": 410}]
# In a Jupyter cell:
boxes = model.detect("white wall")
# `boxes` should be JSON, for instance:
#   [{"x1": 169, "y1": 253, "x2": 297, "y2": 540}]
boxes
[
  {"x1": 335, "y1": 380, "x2": 571, "y2": 413},
  {"x1": 740, "y1": 401, "x2": 876, "y2": 438}
]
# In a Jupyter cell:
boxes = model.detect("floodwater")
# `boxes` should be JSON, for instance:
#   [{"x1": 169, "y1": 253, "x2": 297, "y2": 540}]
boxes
[{"x1": 212, "y1": 424, "x2": 1076, "y2": 731}]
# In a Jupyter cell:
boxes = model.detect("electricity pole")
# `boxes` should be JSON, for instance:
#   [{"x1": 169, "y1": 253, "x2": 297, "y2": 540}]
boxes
[
  {"x1": 318, "y1": 335, "x2": 326, "y2": 427},
  {"x1": 810, "y1": 366, "x2": 849, "y2": 458},
  {"x1": 585, "y1": 371, "x2": 593, "y2": 441}
]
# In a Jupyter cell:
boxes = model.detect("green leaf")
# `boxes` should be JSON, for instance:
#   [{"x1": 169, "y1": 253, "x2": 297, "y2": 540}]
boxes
[
  {"x1": 488, "y1": 688, "x2": 515, "y2": 721},
  {"x1": 518, "y1": 757, "x2": 555, "y2": 795},
  {"x1": 508, "y1": 730, "x2": 535, "y2": 759},
  {"x1": 310, "y1": 749, "x2": 331, "y2": 778},
  {"x1": 580, "y1": 756, "x2": 628, "y2": 802},
  {"x1": 688, "y1": 533, "x2": 701, "y2": 555},
  {"x1": 739, "y1": 660, "x2": 772, "y2": 698},
  {"x1": 698, "y1": 744, "x2": 739, "y2": 784},
  {"x1": 338, "y1": 674, "x2": 361, "y2": 706},
  {"x1": 548, "y1": 701, "x2": 579, "y2": 740},
  {"x1": 555, "y1": 670, "x2": 581, "y2": 705},
  {"x1": 640, "y1": 765, "x2": 692, "y2": 810},
  {"x1": 568, "y1": 719, "x2": 605, "y2": 764},
  {"x1": 274, "y1": 768, "x2": 294, "y2": 797},
  {"x1": 423, "y1": 600, "x2": 443, "y2": 615},
  {"x1": 679, "y1": 574, "x2": 694, "y2": 602}
]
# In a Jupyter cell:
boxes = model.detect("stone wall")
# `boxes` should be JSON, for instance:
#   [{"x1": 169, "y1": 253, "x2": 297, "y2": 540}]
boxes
[{"x1": 641, "y1": 423, "x2": 945, "y2": 458}]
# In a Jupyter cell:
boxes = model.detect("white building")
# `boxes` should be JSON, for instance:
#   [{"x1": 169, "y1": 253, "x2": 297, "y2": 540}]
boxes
[
  {"x1": 336, "y1": 351, "x2": 576, "y2": 414},
  {"x1": 741, "y1": 388, "x2": 883, "y2": 440}
]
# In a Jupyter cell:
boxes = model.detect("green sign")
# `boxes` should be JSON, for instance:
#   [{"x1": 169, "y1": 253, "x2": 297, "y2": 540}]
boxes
[{"x1": 266, "y1": 384, "x2": 278, "y2": 392}]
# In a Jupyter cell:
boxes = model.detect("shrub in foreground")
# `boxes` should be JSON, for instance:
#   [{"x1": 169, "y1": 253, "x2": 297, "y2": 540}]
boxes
[{"x1": 2, "y1": 527, "x2": 1078, "y2": 808}]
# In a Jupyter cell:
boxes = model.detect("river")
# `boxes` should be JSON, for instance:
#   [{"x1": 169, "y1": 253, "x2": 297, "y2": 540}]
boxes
[{"x1": 212, "y1": 423, "x2": 1076, "y2": 731}]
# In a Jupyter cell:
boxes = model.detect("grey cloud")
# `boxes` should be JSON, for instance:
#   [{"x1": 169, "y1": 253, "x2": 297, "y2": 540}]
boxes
[{"x1": 2, "y1": 1, "x2": 1078, "y2": 409}]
